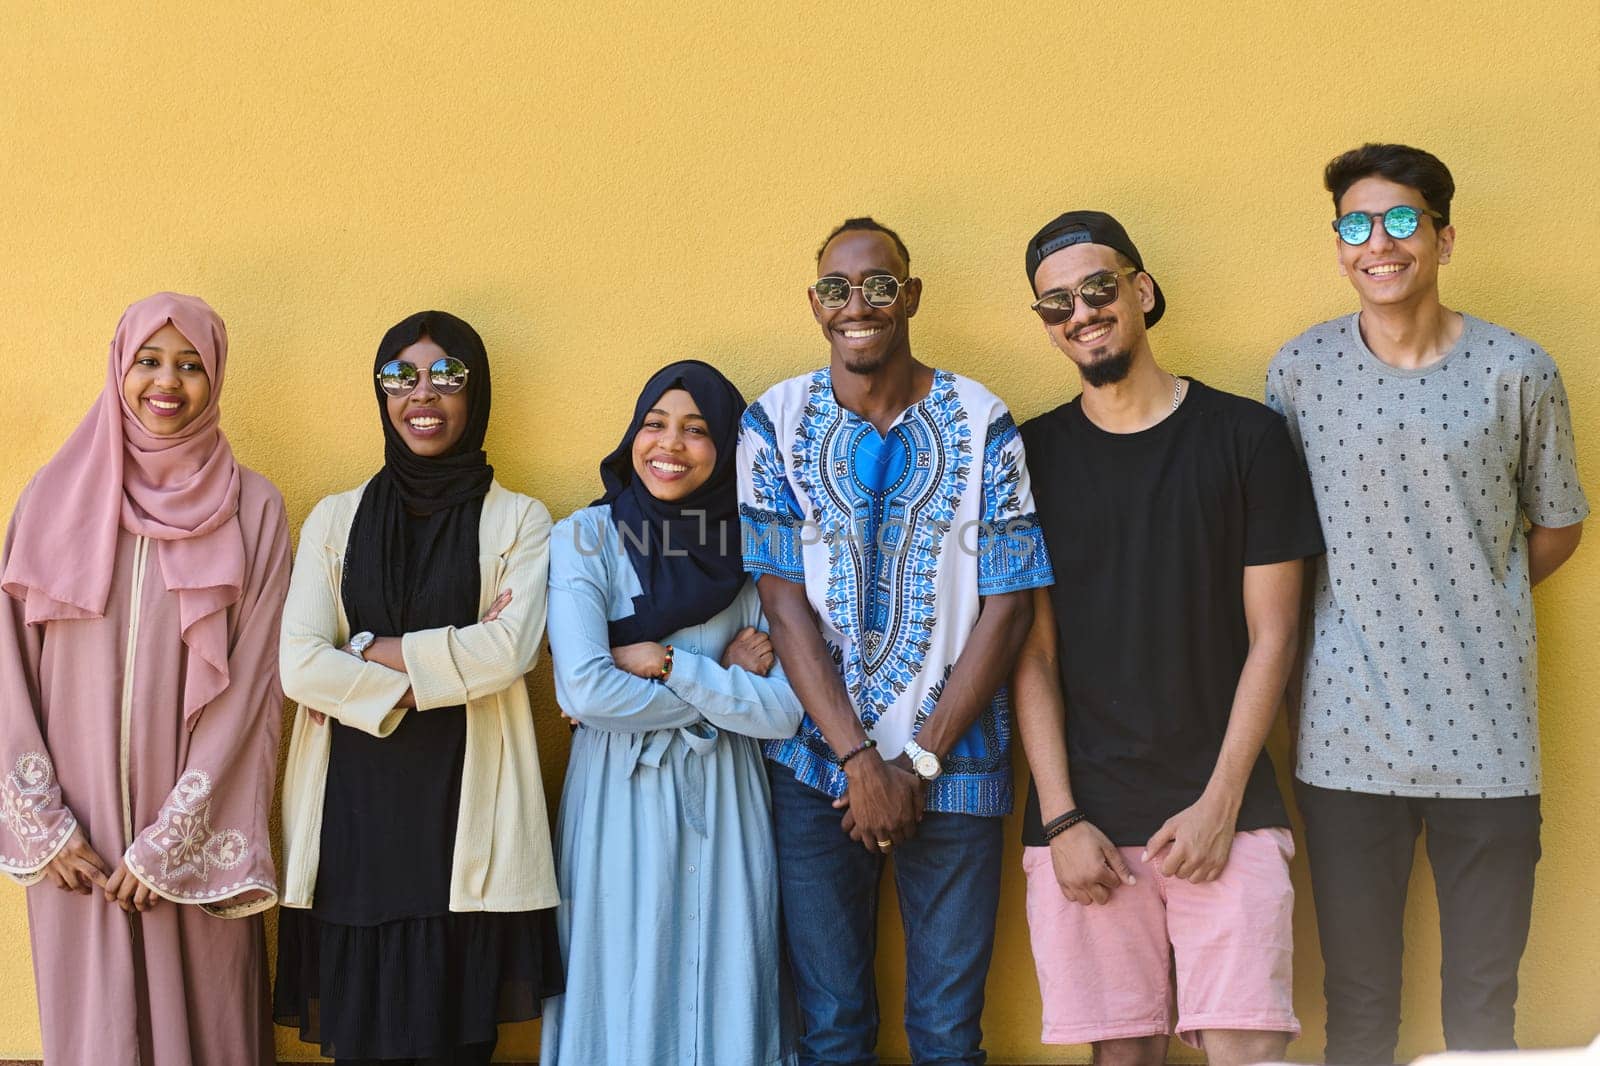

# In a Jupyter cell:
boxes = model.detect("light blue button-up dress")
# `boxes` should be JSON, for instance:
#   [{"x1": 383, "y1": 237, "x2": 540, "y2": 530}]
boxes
[{"x1": 539, "y1": 505, "x2": 802, "y2": 1066}]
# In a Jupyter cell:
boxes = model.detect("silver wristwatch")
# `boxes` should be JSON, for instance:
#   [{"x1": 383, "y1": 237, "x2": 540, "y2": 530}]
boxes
[
  {"x1": 348, "y1": 631, "x2": 376, "y2": 660},
  {"x1": 903, "y1": 738, "x2": 943, "y2": 781}
]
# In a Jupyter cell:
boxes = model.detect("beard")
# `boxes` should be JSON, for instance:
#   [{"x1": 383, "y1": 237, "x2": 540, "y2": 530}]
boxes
[
  {"x1": 1077, "y1": 346, "x2": 1133, "y2": 388},
  {"x1": 838, "y1": 347, "x2": 891, "y2": 375}
]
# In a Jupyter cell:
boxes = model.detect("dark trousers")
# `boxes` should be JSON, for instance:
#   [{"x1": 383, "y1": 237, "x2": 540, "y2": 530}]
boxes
[
  {"x1": 769, "y1": 763, "x2": 1004, "y2": 1066},
  {"x1": 1296, "y1": 783, "x2": 1541, "y2": 1065},
  {"x1": 335, "y1": 1041, "x2": 495, "y2": 1066}
]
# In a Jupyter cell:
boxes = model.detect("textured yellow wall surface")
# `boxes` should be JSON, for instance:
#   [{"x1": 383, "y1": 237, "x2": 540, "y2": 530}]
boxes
[{"x1": 2, "y1": 2, "x2": 1597, "y2": 1062}]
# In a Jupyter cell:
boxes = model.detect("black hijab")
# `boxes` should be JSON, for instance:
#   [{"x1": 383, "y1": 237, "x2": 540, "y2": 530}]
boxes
[
  {"x1": 343, "y1": 311, "x2": 494, "y2": 638},
  {"x1": 598, "y1": 360, "x2": 747, "y2": 645}
]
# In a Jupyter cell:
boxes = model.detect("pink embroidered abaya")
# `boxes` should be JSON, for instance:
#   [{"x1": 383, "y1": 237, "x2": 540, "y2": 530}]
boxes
[{"x1": 0, "y1": 293, "x2": 289, "y2": 1066}]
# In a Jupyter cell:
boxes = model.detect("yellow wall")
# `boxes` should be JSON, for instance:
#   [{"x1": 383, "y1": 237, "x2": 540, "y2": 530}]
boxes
[{"x1": 2, "y1": 3, "x2": 1596, "y2": 1061}]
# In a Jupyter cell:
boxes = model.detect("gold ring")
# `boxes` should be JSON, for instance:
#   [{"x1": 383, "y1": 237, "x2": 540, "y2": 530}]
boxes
[{"x1": 877, "y1": 839, "x2": 893, "y2": 849}]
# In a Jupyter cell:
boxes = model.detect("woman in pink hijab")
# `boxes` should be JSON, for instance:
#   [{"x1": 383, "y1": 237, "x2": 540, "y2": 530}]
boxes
[{"x1": 0, "y1": 292, "x2": 290, "y2": 1066}]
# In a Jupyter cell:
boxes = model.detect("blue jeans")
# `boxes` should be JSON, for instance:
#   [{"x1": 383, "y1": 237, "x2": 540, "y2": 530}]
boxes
[{"x1": 769, "y1": 762, "x2": 1003, "y2": 1066}]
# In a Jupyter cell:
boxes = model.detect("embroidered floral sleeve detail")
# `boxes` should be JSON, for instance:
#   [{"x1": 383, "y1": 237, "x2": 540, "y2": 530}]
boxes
[
  {"x1": 123, "y1": 769, "x2": 276, "y2": 915},
  {"x1": 0, "y1": 751, "x2": 78, "y2": 880}
]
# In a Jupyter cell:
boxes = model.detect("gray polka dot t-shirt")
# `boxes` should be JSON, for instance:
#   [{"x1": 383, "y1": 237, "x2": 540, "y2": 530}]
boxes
[{"x1": 1266, "y1": 313, "x2": 1587, "y2": 797}]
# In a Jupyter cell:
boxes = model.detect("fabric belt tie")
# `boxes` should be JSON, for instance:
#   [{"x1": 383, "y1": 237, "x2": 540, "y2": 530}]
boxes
[{"x1": 623, "y1": 722, "x2": 720, "y2": 836}]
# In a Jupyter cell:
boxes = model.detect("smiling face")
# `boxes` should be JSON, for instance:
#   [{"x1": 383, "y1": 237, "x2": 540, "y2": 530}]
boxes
[
  {"x1": 811, "y1": 228, "x2": 921, "y2": 376},
  {"x1": 1032, "y1": 242, "x2": 1156, "y2": 388},
  {"x1": 630, "y1": 387, "x2": 716, "y2": 502},
  {"x1": 1336, "y1": 175, "x2": 1454, "y2": 310},
  {"x1": 121, "y1": 321, "x2": 212, "y2": 435},
  {"x1": 384, "y1": 335, "x2": 470, "y2": 457}
]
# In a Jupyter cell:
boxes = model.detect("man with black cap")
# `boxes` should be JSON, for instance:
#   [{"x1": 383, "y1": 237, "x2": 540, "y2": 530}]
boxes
[{"x1": 1010, "y1": 211, "x2": 1324, "y2": 1066}]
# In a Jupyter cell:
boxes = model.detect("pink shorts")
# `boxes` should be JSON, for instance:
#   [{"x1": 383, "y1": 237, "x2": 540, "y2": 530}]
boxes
[{"x1": 1022, "y1": 826, "x2": 1300, "y2": 1049}]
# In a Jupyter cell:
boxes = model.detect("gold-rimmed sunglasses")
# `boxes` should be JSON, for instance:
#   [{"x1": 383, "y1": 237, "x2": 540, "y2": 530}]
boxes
[{"x1": 1030, "y1": 267, "x2": 1138, "y2": 325}]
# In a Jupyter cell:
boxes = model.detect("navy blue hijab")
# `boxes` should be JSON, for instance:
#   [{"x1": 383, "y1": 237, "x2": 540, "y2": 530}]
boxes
[{"x1": 597, "y1": 361, "x2": 748, "y2": 645}]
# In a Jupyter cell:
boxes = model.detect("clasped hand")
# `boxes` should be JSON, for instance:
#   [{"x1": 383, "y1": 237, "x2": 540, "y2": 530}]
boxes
[
  {"x1": 42, "y1": 826, "x2": 157, "y2": 913},
  {"x1": 833, "y1": 753, "x2": 924, "y2": 853}
]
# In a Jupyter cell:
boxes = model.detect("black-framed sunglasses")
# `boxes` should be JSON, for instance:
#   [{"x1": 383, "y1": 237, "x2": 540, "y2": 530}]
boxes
[
  {"x1": 810, "y1": 274, "x2": 911, "y2": 310},
  {"x1": 1030, "y1": 267, "x2": 1139, "y2": 325},
  {"x1": 376, "y1": 356, "x2": 471, "y2": 396},
  {"x1": 1332, "y1": 205, "x2": 1444, "y2": 246}
]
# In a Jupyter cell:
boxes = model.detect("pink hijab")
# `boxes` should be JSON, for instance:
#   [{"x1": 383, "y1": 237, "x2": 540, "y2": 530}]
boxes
[{"x1": 2, "y1": 292, "x2": 243, "y2": 724}]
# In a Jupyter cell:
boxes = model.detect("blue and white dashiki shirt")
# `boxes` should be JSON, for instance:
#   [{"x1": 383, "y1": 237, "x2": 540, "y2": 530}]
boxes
[{"x1": 737, "y1": 368, "x2": 1053, "y2": 816}]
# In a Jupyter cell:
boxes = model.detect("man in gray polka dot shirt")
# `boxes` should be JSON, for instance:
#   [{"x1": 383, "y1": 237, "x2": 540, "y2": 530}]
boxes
[{"x1": 1266, "y1": 143, "x2": 1587, "y2": 1064}]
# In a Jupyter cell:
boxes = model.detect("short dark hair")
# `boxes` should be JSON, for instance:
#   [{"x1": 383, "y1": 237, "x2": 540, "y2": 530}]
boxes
[
  {"x1": 1324, "y1": 143, "x2": 1455, "y2": 226},
  {"x1": 816, "y1": 217, "x2": 911, "y2": 270}
]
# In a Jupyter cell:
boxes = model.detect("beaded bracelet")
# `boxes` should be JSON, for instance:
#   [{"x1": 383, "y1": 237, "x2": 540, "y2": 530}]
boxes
[
  {"x1": 1042, "y1": 808, "x2": 1089, "y2": 842},
  {"x1": 658, "y1": 644, "x2": 675, "y2": 680},
  {"x1": 836, "y1": 737, "x2": 878, "y2": 766}
]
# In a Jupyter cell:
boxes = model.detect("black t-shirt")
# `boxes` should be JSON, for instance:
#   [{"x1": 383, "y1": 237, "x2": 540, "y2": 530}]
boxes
[{"x1": 1019, "y1": 379, "x2": 1324, "y2": 846}]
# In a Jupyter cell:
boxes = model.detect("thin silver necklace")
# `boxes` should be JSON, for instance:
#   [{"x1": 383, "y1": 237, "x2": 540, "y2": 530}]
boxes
[{"x1": 1171, "y1": 374, "x2": 1184, "y2": 411}]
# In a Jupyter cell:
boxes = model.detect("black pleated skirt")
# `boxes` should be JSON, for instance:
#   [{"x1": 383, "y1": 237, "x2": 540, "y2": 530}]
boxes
[{"x1": 273, "y1": 906, "x2": 563, "y2": 1060}]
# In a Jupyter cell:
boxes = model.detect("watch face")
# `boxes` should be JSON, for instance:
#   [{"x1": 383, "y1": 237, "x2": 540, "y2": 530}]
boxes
[{"x1": 913, "y1": 752, "x2": 941, "y2": 779}]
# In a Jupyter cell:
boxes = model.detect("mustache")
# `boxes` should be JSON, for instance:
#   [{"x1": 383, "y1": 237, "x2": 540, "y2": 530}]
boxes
[{"x1": 1070, "y1": 317, "x2": 1116, "y2": 341}]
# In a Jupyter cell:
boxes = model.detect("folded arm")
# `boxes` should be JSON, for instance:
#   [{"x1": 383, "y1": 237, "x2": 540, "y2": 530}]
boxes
[
  {"x1": 665, "y1": 606, "x2": 804, "y2": 740},
  {"x1": 548, "y1": 517, "x2": 701, "y2": 733},
  {"x1": 279, "y1": 498, "x2": 412, "y2": 736},
  {"x1": 402, "y1": 500, "x2": 552, "y2": 709}
]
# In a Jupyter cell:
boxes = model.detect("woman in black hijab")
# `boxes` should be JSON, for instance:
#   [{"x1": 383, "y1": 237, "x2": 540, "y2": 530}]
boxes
[
  {"x1": 275, "y1": 311, "x2": 563, "y2": 1066},
  {"x1": 539, "y1": 361, "x2": 802, "y2": 1065}
]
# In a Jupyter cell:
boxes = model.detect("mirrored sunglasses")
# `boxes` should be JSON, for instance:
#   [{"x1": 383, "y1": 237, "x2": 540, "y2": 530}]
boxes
[
  {"x1": 810, "y1": 274, "x2": 909, "y2": 310},
  {"x1": 1030, "y1": 268, "x2": 1138, "y2": 326},
  {"x1": 376, "y1": 356, "x2": 471, "y2": 396},
  {"x1": 1332, "y1": 204, "x2": 1444, "y2": 246}
]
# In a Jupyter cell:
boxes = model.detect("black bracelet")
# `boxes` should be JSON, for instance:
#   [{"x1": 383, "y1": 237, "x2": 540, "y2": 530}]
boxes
[
  {"x1": 837, "y1": 737, "x2": 878, "y2": 766},
  {"x1": 1042, "y1": 808, "x2": 1089, "y2": 842}
]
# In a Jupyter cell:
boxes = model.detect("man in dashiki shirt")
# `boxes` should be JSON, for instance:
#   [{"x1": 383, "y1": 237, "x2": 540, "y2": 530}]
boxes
[{"x1": 738, "y1": 217, "x2": 1052, "y2": 1065}]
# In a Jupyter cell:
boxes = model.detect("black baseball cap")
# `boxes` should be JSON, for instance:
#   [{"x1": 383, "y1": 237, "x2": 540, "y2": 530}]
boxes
[{"x1": 1025, "y1": 210, "x2": 1165, "y2": 328}]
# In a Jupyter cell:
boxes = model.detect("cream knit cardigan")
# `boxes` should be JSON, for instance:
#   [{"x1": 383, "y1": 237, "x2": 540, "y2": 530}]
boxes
[{"x1": 277, "y1": 479, "x2": 559, "y2": 912}]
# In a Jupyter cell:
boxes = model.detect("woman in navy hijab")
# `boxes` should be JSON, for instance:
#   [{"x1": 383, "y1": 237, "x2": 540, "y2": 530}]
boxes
[{"x1": 540, "y1": 361, "x2": 801, "y2": 1065}]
